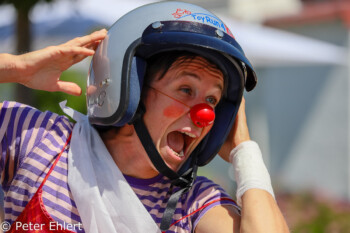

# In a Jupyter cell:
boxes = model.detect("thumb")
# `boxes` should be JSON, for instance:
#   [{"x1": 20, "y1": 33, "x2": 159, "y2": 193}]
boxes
[{"x1": 56, "y1": 81, "x2": 82, "y2": 96}]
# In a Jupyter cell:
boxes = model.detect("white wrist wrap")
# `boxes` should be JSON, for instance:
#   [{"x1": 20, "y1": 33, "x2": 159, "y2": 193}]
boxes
[{"x1": 229, "y1": 141, "x2": 275, "y2": 206}]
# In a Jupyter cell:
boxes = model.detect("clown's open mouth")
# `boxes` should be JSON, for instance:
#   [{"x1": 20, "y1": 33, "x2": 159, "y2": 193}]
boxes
[{"x1": 167, "y1": 130, "x2": 197, "y2": 158}]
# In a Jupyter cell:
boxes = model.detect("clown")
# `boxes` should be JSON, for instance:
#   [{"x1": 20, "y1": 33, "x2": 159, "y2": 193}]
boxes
[{"x1": 0, "y1": 2, "x2": 289, "y2": 233}]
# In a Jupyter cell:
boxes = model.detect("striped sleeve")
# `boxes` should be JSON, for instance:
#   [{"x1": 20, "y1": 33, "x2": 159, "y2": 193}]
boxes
[
  {"x1": 187, "y1": 176, "x2": 240, "y2": 230},
  {"x1": 0, "y1": 101, "x2": 72, "y2": 189}
]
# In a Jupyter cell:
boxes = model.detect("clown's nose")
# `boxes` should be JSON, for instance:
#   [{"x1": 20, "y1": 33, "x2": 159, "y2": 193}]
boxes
[{"x1": 190, "y1": 103, "x2": 215, "y2": 128}]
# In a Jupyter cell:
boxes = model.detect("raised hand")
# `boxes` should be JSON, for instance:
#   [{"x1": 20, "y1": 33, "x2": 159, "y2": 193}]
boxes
[
  {"x1": 0, "y1": 29, "x2": 107, "y2": 96},
  {"x1": 218, "y1": 97, "x2": 251, "y2": 162}
]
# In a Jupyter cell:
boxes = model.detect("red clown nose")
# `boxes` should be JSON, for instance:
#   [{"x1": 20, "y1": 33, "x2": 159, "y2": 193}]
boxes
[{"x1": 190, "y1": 103, "x2": 215, "y2": 128}]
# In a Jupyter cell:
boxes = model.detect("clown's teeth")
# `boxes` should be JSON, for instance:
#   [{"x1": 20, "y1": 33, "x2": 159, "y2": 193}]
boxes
[
  {"x1": 170, "y1": 147, "x2": 184, "y2": 157},
  {"x1": 183, "y1": 132, "x2": 196, "y2": 138}
]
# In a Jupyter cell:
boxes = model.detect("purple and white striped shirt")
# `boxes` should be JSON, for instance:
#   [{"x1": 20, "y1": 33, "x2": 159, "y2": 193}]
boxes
[{"x1": 0, "y1": 101, "x2": 239, "y2": 232}]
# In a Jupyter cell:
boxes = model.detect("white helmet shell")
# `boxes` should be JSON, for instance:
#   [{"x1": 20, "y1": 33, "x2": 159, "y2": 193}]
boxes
[{"x1": 87, "y1": 1, "x2": 254, "y2": 122}]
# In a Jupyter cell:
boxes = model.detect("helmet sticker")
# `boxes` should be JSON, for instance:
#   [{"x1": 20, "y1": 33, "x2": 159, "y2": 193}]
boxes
[
  {"x1": 223, "y1": 25, "x2": 235, "y2": 38},
  {"x1": 172, "y1": 8, "x2": 192, "y2": 18},
  {"x1": 171, "y1": 8, "x2": 234, "y2": 38}
]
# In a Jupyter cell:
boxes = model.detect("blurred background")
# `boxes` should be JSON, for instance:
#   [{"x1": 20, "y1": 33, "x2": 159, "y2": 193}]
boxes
[{"x1": 1, "y1": 0, "x2": 350, "y2": 232}]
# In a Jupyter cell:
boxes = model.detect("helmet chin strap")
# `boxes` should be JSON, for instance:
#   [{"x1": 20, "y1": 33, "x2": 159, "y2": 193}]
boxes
[{"x1": 132, "y1": 103, "x2": 198, "y2": 231}]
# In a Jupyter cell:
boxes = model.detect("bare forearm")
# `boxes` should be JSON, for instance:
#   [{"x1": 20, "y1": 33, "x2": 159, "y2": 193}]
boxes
[
  {"x1": 229, "y1": 140, "x2": 289, "y2": 232},
  {"x1": 0, "y1": 53, "x2": 25, "y2": 84},
  {"x1": 240, "y1": 189, "x2": 289, "y2": 233}
]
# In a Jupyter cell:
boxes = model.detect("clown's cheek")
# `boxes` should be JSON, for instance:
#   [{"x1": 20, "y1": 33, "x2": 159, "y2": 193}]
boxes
[{"x1": 163, "y1": 104, "x2": 188, "y2": 118}]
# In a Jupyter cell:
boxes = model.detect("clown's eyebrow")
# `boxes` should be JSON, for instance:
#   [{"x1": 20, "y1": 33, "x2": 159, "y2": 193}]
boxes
[{"x1": 178, "y1": 71, "x2": 224, "y2": 92}]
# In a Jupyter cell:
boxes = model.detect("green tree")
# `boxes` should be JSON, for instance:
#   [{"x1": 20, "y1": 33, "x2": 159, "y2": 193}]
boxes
[{"x1": 0, "y1": 0, "x2": 54, "y2": 105}]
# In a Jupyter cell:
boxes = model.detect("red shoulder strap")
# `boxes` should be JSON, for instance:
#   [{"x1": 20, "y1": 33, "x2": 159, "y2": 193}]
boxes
[{"x1": 38, "y1": 133, "x2": 72, "y2": 190}]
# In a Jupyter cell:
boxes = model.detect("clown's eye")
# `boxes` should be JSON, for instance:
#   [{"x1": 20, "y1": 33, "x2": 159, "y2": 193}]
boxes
[
  {"x1": 206, "y1": 96, "x2": 218, "y2": 106},
  {"x1": 180, "y1": 87, "x2": 192, "y2": 95}
]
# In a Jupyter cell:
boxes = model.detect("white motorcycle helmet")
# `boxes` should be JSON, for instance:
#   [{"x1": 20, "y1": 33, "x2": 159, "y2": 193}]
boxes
[{"x1": 87, "y1": 1, "x2": 257, "y2": 230}]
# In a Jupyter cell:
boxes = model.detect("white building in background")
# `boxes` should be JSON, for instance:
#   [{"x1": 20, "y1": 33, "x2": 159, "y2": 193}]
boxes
[
  {"x1": 218, "y1": 0, "x2": 350, "y2": 201},
  {"x1": 260, "y1": 0, "x2": 350, "y2": 201},
  {"x1": 229, "y1": 0, "x2": 302, "y2": 22},
  {"x1": 196, "y1": 0, "x2": 350, "y2": 201}
]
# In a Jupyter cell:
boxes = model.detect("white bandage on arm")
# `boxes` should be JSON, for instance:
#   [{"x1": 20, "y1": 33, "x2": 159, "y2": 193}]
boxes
[{"x1": 229, "y1": 140, "x2": 275, "y2": 207}]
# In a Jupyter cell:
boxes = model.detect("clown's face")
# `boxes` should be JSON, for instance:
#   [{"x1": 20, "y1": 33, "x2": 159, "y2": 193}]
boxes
[{"x1": 143, "y1": 56, "x2": 224, "y2": 171}]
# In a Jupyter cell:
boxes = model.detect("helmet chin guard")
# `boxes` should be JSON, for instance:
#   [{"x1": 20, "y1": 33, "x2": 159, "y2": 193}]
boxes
[{"x1": 87, "y1": 2, "x2": 257, "y2": 230}]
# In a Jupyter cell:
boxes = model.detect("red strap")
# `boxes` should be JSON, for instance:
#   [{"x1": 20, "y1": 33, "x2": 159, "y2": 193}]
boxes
[
  {"x1": 38, "y1": 133, "x2": 72, "y2": 190},
  {"x1": 147, "y1": 86, "x2": 191, "y2": 108},
  {"x1": 162, "y1": 197, "x2": 237, "y2": 233}
]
